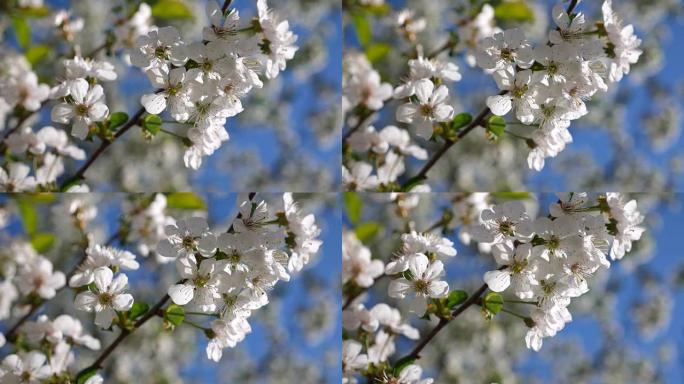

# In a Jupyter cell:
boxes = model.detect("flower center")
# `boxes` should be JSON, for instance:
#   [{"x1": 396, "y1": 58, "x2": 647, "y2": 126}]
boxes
[
  {"x1": 98, "y1": 292, "x2": 113, "y2": 306},
  {"x1": 413, "y1": 279, "x2": 429, "y2": 294},
  {"x1": 75, "y1": 104, "x2": 90, "y2": 116}
]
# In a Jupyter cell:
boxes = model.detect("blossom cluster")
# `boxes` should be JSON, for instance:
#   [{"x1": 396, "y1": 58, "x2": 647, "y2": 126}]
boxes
[
  {"x1": 342, "y1": 1, "x2": 642, "y2": 191},
  {"x1": 479, "y1": 1, "x2": 642, "y2": 170},
  {"x1": 341, "y1": 192, "x2": 645, "y2": 383},
  {"x1": 156, "y1": 193, "x2": 321, "y2": 361},
  {"x1": 471, "y1": 193, "x2": 644, "y2": 351},
  {"x1": 0, "y1": 193, "x2": 321, "y2": 382},
  {"x1": 0, "y1": 0, "x2": 298, "y2": 192},
  {"x1": 342, "y1": 226, "x2": 459, "y2": 383},
  {"x1": 130, "y1": 0, "x2": 297, "y2": 169}
]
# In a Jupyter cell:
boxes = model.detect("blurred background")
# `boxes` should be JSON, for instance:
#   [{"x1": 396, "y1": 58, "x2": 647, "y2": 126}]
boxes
[
  {"x1": 344, "y1": 192, "x2": 684, "y2": 383},
  {"x1": 1, "y1": 0, "x2": 341, "y2": 192},
  {"x1": 344, "y1": 0, "x2": 684, "y2": 192},
  {"x1": 0, "y1": 192, "x2": 342, "y2": 383}
]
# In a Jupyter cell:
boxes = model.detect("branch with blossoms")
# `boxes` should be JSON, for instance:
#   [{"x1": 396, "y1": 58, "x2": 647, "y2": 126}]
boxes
[
  {"x1": 0, "y1": 0, "x2": 298, "y2": 192},
  {"x1": 0, "y1": 192, "x2": 322, "y2": 383},
  {"x1": 342, "y1": 192, "x2": 645, "y2": 383},
  {"x1": 342, "y1": 0, "x2": 642, "y2": 191}
]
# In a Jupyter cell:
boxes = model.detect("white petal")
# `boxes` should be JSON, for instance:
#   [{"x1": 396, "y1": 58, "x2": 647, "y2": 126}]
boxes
[
  {"x1": 168, "y1": 284, "x2": 195, "y2": 305},
  {"x1": 484, "y1": 269, "x2": 511, "y2": 292},
  {"x1": 486, "y1": 95, "x2": 512, "y2": 116},
  {"x1": 141, "y1": 93, "x2": 167, "y2": 115}
]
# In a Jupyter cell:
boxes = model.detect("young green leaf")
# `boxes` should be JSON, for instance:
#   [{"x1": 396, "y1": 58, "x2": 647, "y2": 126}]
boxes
[
  {"x1": 351, "y1": 13, "x2": 372, "y2": 47},
  {"x1": 495, "y1": 1, "x2": 535, "y2": 23},
  {"x1": 142, "y1": 114, "x2": 162, "y2": 136},
  {"x1": 483, "y1": 292, "x2": 504, "y2": 315},
  {"x1": 25, "y1": 45, "x2": 50, "y2": 66},
  {"x1": 108, "y1": 112, "x2": 129, "y2": 131},
  {"x1": 365, "y1": 43, "x2": 391, "y2": 64},
  {"x1": 354, "y1": 221, "x2": 381, "y2": 243},
  {"x1": 128, "y1": 302, "x2": 150, "y2": 320},
  {"x1": 166, "y1": 192, "x2": 207, "y2": 210},
  {"x1": 343, "y1": 192, "x2": 363, "y2": 224},
  {"x1": 151, "y1": 0, "x2": 194, "y2": 20},
  {"x1": 16, "y1": 198, "x2": 38, "y2": 235},
  {"x1": 451, "y1": 113, "x2": 473, "y2": 131},
  {"x1": 164, "y1": 304, "x2": 185, "y2": 326},
  {"x1": 30, "y1": 233, "x2": 55, "y2": 253},
  {"x1": 446, "y1": 290, "x2": 468, "y2": 309},
  {"x1": 12, "y1": 17, "x2": 31, "y2": 49},
  {"x1": 486, "y1": 116, "x2": 506, "y2": 137}
]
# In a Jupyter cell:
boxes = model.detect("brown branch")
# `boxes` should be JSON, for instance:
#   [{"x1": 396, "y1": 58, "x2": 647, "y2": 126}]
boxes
[
  {"x1": 221, "y1": 0, "x2": 233, "y2": 14},
  {"x1": 399, "y1": 282, "x2": 489, "y2": 362},
  {"x1": 342, "y1": 109, "x2": 374, "y2": 142},
  {"x1": 59, "y1": 107, "x2": 146, "y2": 190},
  {"x1": 399, "y1": 100, "x2": 496, "y2": 189},
  {"x1": 82, "y1": 288, "x2": 174, "y2": 372}
]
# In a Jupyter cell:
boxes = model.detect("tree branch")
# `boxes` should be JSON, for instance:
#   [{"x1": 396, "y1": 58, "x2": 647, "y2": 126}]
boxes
[
  {"x1": 399, "y1": 100, "x2": 496, "y2": 189},
  {"x1": 399, "y1": 282, "x2": 489, "y2": 362},
  {"x1": 59, "y1": 106, "x2": 146, "y2": 190}
]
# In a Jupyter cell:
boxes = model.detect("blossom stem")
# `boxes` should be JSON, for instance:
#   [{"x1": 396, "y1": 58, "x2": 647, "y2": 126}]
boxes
[
  {"x1": 342, "y1": 108, "x2": 374, "y2": 141},
  {"x1": 59, "y1": 106, "x2": 147, "y2": 190},
  {"x1": 399, "y1": 93, "x2": 504, "y2": 190},
  {"x1": 185, "y1": 311, "x2": 220, "y2": 317},
  {"x1": 80, "y1": 282, "x2": 182, "y2": 373},
  {"x1": 221, "y1": 0, "x2": 233, "y2": 15},
  {"x1": 397, "y1": 282, "x2": 490, "y2": 363}
]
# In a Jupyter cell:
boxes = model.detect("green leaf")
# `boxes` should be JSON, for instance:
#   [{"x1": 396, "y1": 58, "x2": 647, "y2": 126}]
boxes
[
  {"x1": 343, "y1": 192, "x2": 363, "y2": 224},
  {"x1": 483, "y1": 292, "x2": 504, "y2": 315},
  {"x1": 16, "y1": 6, "x2": 50, "y2": 18},
  {"x1": 75, "y1": 367, "x2": 98, "y2": 384},
  {"x1": 491, "y1": 192, "x2": 532, "y2": 200},
  {"x1": 365, "y1": 43, "x2": 391, "y2": 64},
  {"x1": 486, "y1": 115, "x2": 506, "y2": 137},
  {"x1": 355, "y1": 222, "x2": 380, "y2": 243},
  {"x1": 25, "y1": 44, "x2": 50, "y2": 66},
  {"x1": 152, "y1": 0, "x2": 194, "y2": 20},
  {"x1": 446, "y1": 290, "x2": 468, "y2": 309},
  {"x1": 142, "y1": 114, "x2": 161, "y2": 136},
  {"x1": 451, "y1": 113, "x2": 472, "y2": 131},
  {"x1": 108, "y1": 112, "x2": 129, "y2": 131},
  {"x1": 12, "y1": 17, "x2": 31, "y2": 49},
  {"x1": 363, "y1": 4, "x2": 391, "y2": 15},
  {"x1": 393, "y1": 355, "x2": 416, "y2": 376},
  {"x1": 494, "y1": 1, "x2": 535, "y2": 23},
  {"x1": 30, "y1": 233, "x2": 55, "y2": 253},
  {"x1": 16, "y1": 198, "x2": 38, "y2": 235},
  {"x1": 351, "y1": 12, "x2": 372, "y2": 47},
  {"x1": 166, "y1": 192, "x2": 207, "y2": 210},
  {"x1": 128, "y1": 302, "x2": 149, "y2": 320},
  {"x1": 164, "y1": 304, "x2": 185, "y2": 326}
]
